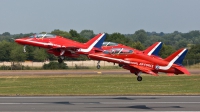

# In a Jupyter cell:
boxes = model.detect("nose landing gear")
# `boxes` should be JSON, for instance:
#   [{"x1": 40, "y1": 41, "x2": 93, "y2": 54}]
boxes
[{"x1": 23, "y1": 45, "x2": 26, "y2": 53}]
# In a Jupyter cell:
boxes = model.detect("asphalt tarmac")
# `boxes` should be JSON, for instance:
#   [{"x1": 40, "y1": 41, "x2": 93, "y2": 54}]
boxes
[
  {"x1": 0, "y1": 69, "x2": 129, "y2": 76},
  {"x1": 0, "y1": 96, "x2": 199, "y2": 111},
  {"x1": 0, "y1": 68, "x2": 199, "y2": 76}
]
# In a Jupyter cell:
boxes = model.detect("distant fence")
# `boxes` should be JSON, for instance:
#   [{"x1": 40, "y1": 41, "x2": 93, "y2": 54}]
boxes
[
  {"x1": 0, "y1": 59, "x2": 200, "y2": 68},
  {"x1": 183, "y1": 59, "x2": 200, "y2": 68},
  {"x1": 0, "y1": 60, "x2": 117, "y2": 67}
]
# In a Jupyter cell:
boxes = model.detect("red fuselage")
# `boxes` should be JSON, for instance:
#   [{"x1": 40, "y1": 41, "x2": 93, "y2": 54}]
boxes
[
  {"x1": 15, "y1": 37, "x2": 87, "y2": 49},
  {"x1": 15, "y1": 33, "x2": 105, "y2": 58},
  {"x1": 88, "y1": 48, "x2": 189, "y2": 75}
]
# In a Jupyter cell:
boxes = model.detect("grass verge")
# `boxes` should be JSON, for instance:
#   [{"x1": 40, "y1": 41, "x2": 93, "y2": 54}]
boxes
[{"x1": 0, "y1": 74, "x2": 200, "y2": 96}]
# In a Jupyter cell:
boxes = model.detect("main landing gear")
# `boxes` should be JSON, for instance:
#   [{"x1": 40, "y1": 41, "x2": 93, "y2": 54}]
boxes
[
  {"x1": 97, "y1": 61, "x2": 100, "y2": 69},
  {"x1": 58, "y1": 49, "x2": 66, "y2": 63},
  {"x1": 137, "y1": 76, "x2": 142, "y2": 81},
  {"x1": 118, "y1": 64, "x2": 123, "y2": 67},
  {"x1": 135, "y1": 72, "x2": 142, "y2": 81},
  {"x1": 58, "y1": 56, "x2": 65, "y2": 63}
]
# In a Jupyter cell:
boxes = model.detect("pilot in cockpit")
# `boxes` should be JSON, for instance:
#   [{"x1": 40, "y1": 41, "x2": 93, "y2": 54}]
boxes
[
  {"x1": 29, "y1": 34, "x2": 56, "y2": 38},
  {"x1": 111, "y1": 49, "x2": 115, "y2": 54}
]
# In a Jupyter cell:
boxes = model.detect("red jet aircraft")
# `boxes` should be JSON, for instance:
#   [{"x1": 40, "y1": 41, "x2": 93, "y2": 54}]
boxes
[
  {"x1": 15, "y1": 33, "x2": 106, "y2": 63},
  {"x1": 95, "y1": 42, "x2": 163, "y2": 69},
  {"x1": 88, "y1": 47, "x2": 190, "y2": 81}
]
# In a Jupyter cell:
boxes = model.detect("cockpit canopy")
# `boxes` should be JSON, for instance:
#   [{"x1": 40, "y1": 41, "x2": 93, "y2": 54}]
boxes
[
  {"x1": 29, "y1": 34, "x2": 56, "y2": 38},
  {"x1": 102, "y1": 42, "x2": 118, "y2": 46},
  {"x1": 103, "y1": 48, "x2": 133, "y2": 54}
]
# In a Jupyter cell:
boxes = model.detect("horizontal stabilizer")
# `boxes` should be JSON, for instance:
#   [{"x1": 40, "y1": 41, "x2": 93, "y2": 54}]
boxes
[{"x1": 175, "y1": 66, "x2": 190, "y2": 75}]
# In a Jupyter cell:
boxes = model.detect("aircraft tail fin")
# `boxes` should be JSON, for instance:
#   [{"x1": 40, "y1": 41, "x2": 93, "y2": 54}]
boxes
[
  {"x1": 79, "y1": 33, "x2": 106, "y2": 53},
  {"x1": 93, "y1": 33, "x2": 106, "y2": 49},
  {"x1": 164, "y1": 48, "x2": 188, "y2": 66},
  {"x1": 143, "y1": 42, "x2": 162, "y2": 56},
  {"x1": 85, "y1": 33, "x2": 106, "y2": 49}
]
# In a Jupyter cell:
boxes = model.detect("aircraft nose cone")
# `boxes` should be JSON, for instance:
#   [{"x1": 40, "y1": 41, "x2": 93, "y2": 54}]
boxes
[
  {"x1": 15, "y1": 39, "x2": 21, "y2": 43},
  {"x1": 15, "y1": 38, "x2": 26, "y2": 45},
  {"x1": 15, "y1": 39, "x2": 19, "y2": 43}
]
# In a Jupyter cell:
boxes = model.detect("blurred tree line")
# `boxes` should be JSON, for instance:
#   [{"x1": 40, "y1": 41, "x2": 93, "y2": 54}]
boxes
[{"x1": 0, "y1": 29, "x2": 200, "y2": 62}]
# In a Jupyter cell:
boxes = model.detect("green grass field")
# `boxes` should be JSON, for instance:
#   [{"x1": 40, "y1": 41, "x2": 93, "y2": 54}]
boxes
[{"x1": 0, "y1": 74, "x2": 200, "y2": 96}]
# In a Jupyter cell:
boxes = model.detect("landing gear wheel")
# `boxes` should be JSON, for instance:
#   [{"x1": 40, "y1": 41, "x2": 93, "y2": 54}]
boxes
[
  {"x1": 119, "y1": 64, "x2": 123, "y2": 67},
  {"x1": 137, "y1": 76, "x2": 142, "y2": 81},
  {"x1": 58, "y1": 58, "x2": 63, "y2": 63},
  {"x1": 97, "y1": 65, "x2": 101, "y2": 69}
]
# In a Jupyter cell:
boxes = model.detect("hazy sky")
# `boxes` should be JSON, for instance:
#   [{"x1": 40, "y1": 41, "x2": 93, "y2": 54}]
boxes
[{"x1": 0, "y1": 0, "x2": 200, "y2": 34}]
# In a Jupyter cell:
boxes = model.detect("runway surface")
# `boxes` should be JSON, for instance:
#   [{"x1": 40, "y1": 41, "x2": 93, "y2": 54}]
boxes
[
  {"x1": 0, "y1": 68, "x2": 199, "y2": 76},
  {"x1": 0, "y1": 69, "x2": 130, "y2": 76},
  {"x1": 0, "y1": 96, "x2": 199, "y2": 111}
]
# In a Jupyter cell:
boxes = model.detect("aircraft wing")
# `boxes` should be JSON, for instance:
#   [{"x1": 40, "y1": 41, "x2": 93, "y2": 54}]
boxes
[
  {"x1": 51, "y1": 46, "x2": 80, "y2": 51},
  {"x1": 48, "y1": 46, "x2": 80, "y2": 55},
  {"x1": 129, "y1": 64, "x2": 158, "y2": 76}
]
